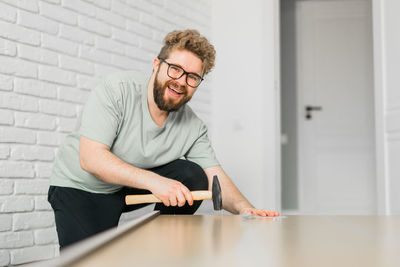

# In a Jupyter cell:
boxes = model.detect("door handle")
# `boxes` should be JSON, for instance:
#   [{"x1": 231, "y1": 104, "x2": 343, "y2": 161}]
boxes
[{"x1": 305, "y1": 105, "x2": 322, "y2": 119}]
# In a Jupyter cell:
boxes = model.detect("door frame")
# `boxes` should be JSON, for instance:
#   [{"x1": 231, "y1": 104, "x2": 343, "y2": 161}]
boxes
[
  {"x1": 278, "y1": 0, "x2": 388, "y2": 214},
  {"x1": 274, "y1": 0, "x2": 282, "y2": 213},
  {"x1": 297, "y1": 0, "x2": 376, "y2": 214},
  {"x1": 371, "y1": 0, "x2": 389, "y2": 215}
]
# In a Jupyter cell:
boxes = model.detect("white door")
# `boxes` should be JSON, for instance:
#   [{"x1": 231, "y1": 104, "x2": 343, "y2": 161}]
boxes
[{"x1": 296, "y1": 0, "x2": 376, "y2": 214}]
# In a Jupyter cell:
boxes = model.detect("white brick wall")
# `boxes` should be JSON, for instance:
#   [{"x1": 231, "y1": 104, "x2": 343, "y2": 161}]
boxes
[{"x1": 0, "y1": 0, "x2": 212, "y2": 265}]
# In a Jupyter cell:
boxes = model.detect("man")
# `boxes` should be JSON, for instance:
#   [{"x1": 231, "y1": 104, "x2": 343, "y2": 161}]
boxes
[{"x1": 48, "y1": 29, "x2": 279, "y2": 249}]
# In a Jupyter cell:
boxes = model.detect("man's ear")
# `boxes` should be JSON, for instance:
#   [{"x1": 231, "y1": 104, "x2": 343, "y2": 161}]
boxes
[{"x1": 153, "y1": 57, "x2": 160, "y2": 72}]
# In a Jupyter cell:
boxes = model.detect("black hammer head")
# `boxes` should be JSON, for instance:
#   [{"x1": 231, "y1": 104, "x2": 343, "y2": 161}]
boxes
[{"x1": 212, "y1": 175, "x2": 222, "y2": 210}]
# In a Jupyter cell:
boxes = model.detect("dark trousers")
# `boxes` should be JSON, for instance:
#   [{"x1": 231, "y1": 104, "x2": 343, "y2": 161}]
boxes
[{"x1": 48, "y1": 159, "x2": 208, "y2": 249}]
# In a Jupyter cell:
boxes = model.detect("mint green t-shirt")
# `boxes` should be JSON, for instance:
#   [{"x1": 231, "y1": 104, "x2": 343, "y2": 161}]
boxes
[{"x1": 50, "y1": 70, "x2": 219, "y2": 194}]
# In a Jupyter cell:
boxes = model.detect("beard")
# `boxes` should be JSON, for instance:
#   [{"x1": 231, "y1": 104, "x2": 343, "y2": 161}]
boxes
[{"x1": 153, "y1": 70, "x2": 192, "y2": 112}]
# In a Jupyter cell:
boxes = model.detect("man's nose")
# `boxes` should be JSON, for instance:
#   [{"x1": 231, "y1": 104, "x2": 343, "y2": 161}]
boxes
[{"x1": 175, "y1": 74, "x2": 187, "y2": 87}]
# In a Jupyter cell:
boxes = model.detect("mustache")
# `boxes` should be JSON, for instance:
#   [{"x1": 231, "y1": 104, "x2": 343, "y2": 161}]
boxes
[{"x1": 165, "y1": 80, "x2": 187, "y2": 94}]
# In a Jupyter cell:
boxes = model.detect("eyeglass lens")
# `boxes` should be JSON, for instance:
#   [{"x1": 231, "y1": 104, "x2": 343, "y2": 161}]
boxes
[{"x1": 166, "y1": 63, "x2": 202, "y2": 87}]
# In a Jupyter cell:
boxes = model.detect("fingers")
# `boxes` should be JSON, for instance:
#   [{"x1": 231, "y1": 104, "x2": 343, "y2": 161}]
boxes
[
  {"x1": 259, "y1": 210, "x2": 280, "y2": 217},
  {"x1": 175, "y1": 189, "x2": 186, "y2": 207},
  {"x1": 252, "y1": 210, "x2": 267, "y2": 217},
  {"x1": 164, "y1": 182, "x2": 193, "y2": 207},
  {"x1": 161, "y1": 197, "x2": 170, "y2": 207},
  {"x1": 241, "y1": 208, "x2": 280, "y2": 217},
  {"x1": 264, "y1": 210, "x2": 280, "y2": 217},
  {"x1": 161, "y1": 199, "x2": 170, "y2": 207},
  {"x1": 169, "y1": 194, "x2": 178, "y2": 207},
  {"x1": 181, "y1": 186, "x2": 194, "y2": 206},
  {"x1": 175, "y1": 185, "x2": 193, "y2": 207}
]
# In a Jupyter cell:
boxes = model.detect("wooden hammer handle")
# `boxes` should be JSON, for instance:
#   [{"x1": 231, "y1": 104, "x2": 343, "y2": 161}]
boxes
[{"x1": 125, "y1": 190, "x2": 212, "y2": 205}]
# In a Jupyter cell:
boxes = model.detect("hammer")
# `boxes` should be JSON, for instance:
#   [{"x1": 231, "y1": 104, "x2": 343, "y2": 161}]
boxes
[{"x1": 125, "y1": 175, "x2": 222, "y2": 210}]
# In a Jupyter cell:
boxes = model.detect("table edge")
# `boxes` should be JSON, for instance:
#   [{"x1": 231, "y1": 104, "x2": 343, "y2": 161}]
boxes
[{"x1": 28, "y1": 210, "x2": 160, "y2": 267}]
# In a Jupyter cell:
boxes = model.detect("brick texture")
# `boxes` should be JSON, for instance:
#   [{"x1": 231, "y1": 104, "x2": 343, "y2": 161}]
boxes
[
  {"x1": 0, "y1": 0, "x2": 212, "y2": 264},
  {"x1": 0, "y1": 250, "x2": 10, "y2": 266}
]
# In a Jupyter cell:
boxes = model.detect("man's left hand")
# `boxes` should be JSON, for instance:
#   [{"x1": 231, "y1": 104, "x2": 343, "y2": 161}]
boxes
[{"x1": 240, "y1": 208, "x2": 280, "y2": 217}]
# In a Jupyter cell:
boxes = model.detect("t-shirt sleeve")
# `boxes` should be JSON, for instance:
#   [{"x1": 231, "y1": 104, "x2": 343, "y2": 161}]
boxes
[
  {"x1": 185, "y1": 123, "x2": 220, "y2": 169},
  {"x1": 79, "y1": 79, "x2": 122, "y2": 147}
]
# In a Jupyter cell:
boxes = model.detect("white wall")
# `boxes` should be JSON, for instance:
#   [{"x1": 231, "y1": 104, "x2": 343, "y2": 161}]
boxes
[
  {"x1": 210, "y1": 0, "x2": 280, "y2": 211},
  {"x1": 373, "y1": 0, "x2": 400, "y2": 215},
  {"x1": 0, "y1": 0, "x2": 212, "y2": 265}
]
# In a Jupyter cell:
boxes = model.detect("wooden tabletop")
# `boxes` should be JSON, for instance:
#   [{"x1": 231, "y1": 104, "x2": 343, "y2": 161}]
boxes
[{"x1": 63, "y1": 214, "x2": 400, "y2": 267}]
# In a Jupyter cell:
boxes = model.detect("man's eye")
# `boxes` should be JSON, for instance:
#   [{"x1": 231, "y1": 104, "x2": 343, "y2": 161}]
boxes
[
  {"x1": 188, "y1": 74, "x2": 200, "y2": 82},
  {"x1": 170, "y1": 66, "x2": 181, "y2": 72}
]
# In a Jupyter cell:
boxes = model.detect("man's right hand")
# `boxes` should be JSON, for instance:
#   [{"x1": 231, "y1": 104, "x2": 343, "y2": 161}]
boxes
[
  {"x1": 79, "y1": 135, "x2": 194, "y2": 207},
  {"x1": 148, "y1": 176, "x2": 194, "y2": 207}
]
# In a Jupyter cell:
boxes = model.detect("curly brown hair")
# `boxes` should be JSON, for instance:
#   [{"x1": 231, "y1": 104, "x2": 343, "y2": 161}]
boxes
[{"x1": 157, "y1": 29, "x2": 216, "y2": 76}]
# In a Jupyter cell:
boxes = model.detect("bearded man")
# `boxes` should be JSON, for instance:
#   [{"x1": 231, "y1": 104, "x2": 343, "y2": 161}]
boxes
[{"x1": 48, "y1": 29, "x2": 279, "y2": 249}]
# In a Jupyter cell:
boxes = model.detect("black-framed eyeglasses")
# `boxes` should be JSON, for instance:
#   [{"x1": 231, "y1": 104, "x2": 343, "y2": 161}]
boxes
[{"x1": 159, "y1": 58, "x2": 204, "y2": 88}]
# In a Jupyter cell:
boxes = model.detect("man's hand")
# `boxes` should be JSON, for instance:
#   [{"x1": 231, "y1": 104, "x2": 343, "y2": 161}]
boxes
[
  {"x1": 79, "y1": 136, "x2": 194, "y2": 206},
  {"x1": 204, "y1": 166, "x2": 280, "y2": 216},
  {"x1": 240, "y1": 208, "x2": 280, "y2": 217},
  {"x1": 149, "y1": 177, "x2": 194, "y2": 207}
]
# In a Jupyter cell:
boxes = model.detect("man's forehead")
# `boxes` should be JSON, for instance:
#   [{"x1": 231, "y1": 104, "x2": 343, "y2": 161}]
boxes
[{"x1": 166, "y1": 49, "x2": 203, "y2": 74}]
